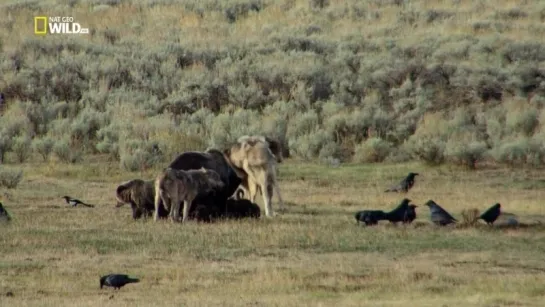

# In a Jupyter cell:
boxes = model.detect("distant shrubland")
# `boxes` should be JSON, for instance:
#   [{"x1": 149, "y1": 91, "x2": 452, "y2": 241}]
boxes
[{"x1": 1, "y1": 0, "x2": 545, "y2": 171}]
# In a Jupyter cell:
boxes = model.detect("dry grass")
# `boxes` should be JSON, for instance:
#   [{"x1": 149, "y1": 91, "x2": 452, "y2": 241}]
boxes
[
  {"x1": 2, "y1": 158, "x2": 545, "y2": 306},
  {"x1": 460, "y1": 208, "x2": 481, "y2": 227}
]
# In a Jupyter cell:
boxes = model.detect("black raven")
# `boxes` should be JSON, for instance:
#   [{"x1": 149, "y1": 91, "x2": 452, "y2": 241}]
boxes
[
  {"x1": 385, "y1": 172, "x2": 419, "y2": 193},
  {"x1": 355, "y1": 210, "x2": 388, "y2": 226},
  {"x1": 384, "y1": 198, "x2": 411, "y2": 224},
  {"x1": 424, "y1": 200, "x2": 457, "y2": 226},
  {"x1": 62, "y1": 196, "x2": 94, "y2": 208},
  {"x1": 404, "y1": 204, "x2": 418, "y2": 224},
  {"x1": 479, "y1": 203, "x2": 501, "y2": 225},
  {"x1": 100, "y1": 274, "x2": 140, "y2": 290}
]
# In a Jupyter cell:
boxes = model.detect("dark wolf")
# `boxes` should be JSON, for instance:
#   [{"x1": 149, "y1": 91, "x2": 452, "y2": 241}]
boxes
[{"x1": 154, "y1": 167, "x2": 225, "y2": 222}]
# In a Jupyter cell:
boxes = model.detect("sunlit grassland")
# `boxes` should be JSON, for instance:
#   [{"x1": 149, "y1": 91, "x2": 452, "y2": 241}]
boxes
[{"x1": 2, "y1": 158, "x2": 545, "y2": 306}]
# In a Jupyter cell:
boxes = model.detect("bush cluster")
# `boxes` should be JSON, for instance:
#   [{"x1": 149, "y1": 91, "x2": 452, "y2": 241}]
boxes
[{"x1": 1, "y1": 0, "x2": 545, "y2": 170}]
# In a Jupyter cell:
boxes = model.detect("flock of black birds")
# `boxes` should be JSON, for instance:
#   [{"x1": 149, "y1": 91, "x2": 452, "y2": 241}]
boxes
[{"x1": 355, "y1": 172, "x2": 503, "y2": 227}]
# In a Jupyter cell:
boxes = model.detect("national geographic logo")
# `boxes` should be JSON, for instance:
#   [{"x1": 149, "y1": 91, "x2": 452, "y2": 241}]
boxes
[{"x1": 34, "y1": 16, "x2": 89, "y2": 35}]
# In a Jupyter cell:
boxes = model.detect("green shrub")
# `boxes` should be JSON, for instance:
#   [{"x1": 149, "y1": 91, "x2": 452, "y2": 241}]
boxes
[
  {"x1": 323, "y1": 112, "x2": 349, "y2": 142},
  {"x1": 353, "y1": 138, "x2": 393, "y2": 163},
  {"x1": 0, "y1": 169, "x2": 23, "y2": 189},
  {"x1": 69, "y1": 107, "x2": 109, "y2": 153},
  {"x1": 489, "y1": 137, "x2": 545, "y2": 167},
  {"x1": 11, "y1": 136, "x2": 32, "y2": 163},
  {"x1": 0, "y1": 135, "x2": 13, "y2": 164},
  {"x1": 289, "y1": 130, "x2": 334, "y2": 160},
  {"x1": 405, "y1": 135, "x2": 446, "y2": 165},
  {"x1": 119, "y1": 139, "x2": 163, "y2": 172},
  {"x1": 506, "y1": 103, "x2": 539, "y2": 137},
  {"x1": 288, "y1": 109, "x2": 320, "y2": 139},
  {"x1": 444, "y1": 130, "x2": 488, "y2": 169},
  {"x1": 484, "y1": 114, "x2": 505, "y2": 148},
  {"x1": 155, "y1": 132, "x2": 206, "y2": 161},
  {"x1": 52, "y1": 139, "x2": 83, "y2": 164},
  {"x1": 384, "y1": 148, "x2": 412, "y2": 163},
  {"x1": 208, "y1": 109, "x2": 263, "y2": 149},
  {"x1": 309, "y1": 0, "x2": 329, "y2": 10},
  {"x1": 32, "y1": 137, "x2": 55, "y2": 162},
  {"x1": 120, "y1": 150, "x2": 155, "y2": 172},
  {"x1": 95, "y1": 116, "x2": 129, "y2": 161},
  {"x1": 404, "y1": 113, "x2": 449, "y2": 165},
  {"x1": 318, "y1": 142, "x2": 343, "y2": 161},
  {"x1": 48, "y1": 118, "x2": 73, "y2": 140}
]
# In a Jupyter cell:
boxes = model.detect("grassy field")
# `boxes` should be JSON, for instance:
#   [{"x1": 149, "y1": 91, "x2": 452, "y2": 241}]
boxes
[{"x1": 2, "y1": 159, "x2": 545, "y2": 306}]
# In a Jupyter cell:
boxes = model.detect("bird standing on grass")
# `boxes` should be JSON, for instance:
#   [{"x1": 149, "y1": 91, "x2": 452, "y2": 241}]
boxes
[
  {"x1": 100, "y1": 274, "x2": 140, "y2": 290},
  {"x1": 62, "y1": 196, "x2": 95, "y2": 208},
  {"x1": 385, "y1": 172, "x2": 419, "y2": 193},
  {"x1": 405, "y1": 204, "x2": 418, "y2": 224},
  {"x1": 424, "y1": 200, "x2": 457, "y2": 226},
  {"x1": 479, "y1": 203, "x2": 501, "y2": 225},
  {"x1": 355, "y1": 210, "x2": 387, "y2": 226},
  {"x1": 384, "y1": 198, "x2": 411, "y2": 224}
]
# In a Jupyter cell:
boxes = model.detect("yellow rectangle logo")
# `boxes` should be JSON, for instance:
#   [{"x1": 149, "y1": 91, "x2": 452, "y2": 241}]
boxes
[{"x1": 34, "y1": 17, "x2": 47, "y2": 35}]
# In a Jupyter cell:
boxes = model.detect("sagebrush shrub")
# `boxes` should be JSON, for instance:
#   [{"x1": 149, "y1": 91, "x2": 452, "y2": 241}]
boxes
[
  {"x1": 289, "y1": 129, "x2": 334, "y2": 160},
  {"x1": 318, "y1": 142, "x2": 343, "y2": 161},
  {"x1": 405, "y1": 135, "x2": 446, "y2": 165},
  {"x1": 488, "y1": 137, "x2": 545, "y2": 167},
  {"x1": 119, "y1": 139, "x2": 163, "y2": 172},
  {"x1": 32, "y1": 137, "x2": 55, "y2": 162},
  {"x1": 444, "y1": 130, "x2": 488, "y2": 169},
  {"x1": 120, "y1": 149, "x2": 155, "y2": 172},
  {"x1": 52, "y1": 139, "x2": 83, "y2": 164},
  {"x1": 69, "y1": 107, "x2": 109, "y2": 152},
  {"x1": 505, "y1": 100, "x2": 539, "y2": 137},
  {"x1": 0, "y1": 169, "x2": 23, "y2": 189},
  {"x1": 404, "y1": 113, "x2": 449, "y2": 165},
  {"x1": 11, "y1": 136, "x2": 32, "y2": 163},
  {"x1": 0, "y1": 135, "x2": 13, "y2": 164},
  {"x1": 526, "y1": 136, "x2": 545, "y2": 166},
  {"x1": 309, "y1": 0, "x2": 329, "y2": 10},
  {"x1": 288, "y1": 109, "x2": 320, "y2": 139},
  {"x1": 353, "y1": 138, "x2": 393, "y2": 163}
]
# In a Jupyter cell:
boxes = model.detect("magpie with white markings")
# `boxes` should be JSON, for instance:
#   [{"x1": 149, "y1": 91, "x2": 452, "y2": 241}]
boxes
[{"x1": 62, "y1": 196, "x2": 95, "y2": 208}]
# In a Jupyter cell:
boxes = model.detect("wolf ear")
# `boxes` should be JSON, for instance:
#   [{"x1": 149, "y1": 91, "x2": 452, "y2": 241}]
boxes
[{"x1": 241, "y1": 142, "x2": 252, "y2": 151}]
